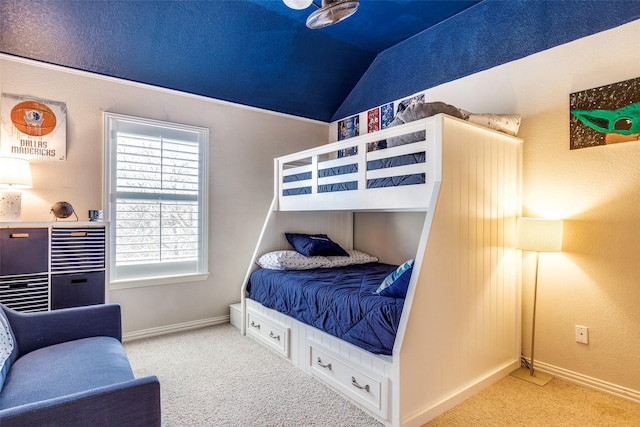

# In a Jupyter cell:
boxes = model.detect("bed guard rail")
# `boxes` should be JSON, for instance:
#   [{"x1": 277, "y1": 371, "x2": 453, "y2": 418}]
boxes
[{"x1": 275, "y1": 116, "x2": 442, "y2": 211}]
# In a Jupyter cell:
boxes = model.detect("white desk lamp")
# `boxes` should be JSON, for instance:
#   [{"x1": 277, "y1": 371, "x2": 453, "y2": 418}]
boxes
[{"x1": 0, "y1": 157, "x2": 33, "y2": 222}]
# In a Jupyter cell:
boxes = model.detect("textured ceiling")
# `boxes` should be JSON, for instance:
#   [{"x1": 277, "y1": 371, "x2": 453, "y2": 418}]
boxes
[
  {"x1": 0, "y1": 0, "x2": 480, "y2": 122},
  {"x1": 1, "y1": 1, "x2": 637, "y2": 123}
]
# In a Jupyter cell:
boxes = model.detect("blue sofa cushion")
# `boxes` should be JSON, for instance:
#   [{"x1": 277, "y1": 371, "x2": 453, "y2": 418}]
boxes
[
  {"x1": 0, "y1": 309, "x2": 18, "y2": 393},
  {"x1": 0, "y1": 336, "x2": 134, "y2": 409}
]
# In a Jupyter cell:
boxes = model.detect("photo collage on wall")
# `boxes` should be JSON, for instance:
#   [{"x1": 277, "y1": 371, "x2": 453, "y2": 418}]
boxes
[
  {"x1": 570, "y1": 76, "x2": 640, "y2": 149},
  {"x1": 367, "y1": 107, "x2": 380, "y2": 151},
  {"x1": 380, "y1": 102, "x2": 395, "y2": 129},
  {"x1": 337, "y1": 115, "x2": 359, "y2": 157},
  {"x1": 336, "y1": 92, "x2": 428, "y2": 155}
]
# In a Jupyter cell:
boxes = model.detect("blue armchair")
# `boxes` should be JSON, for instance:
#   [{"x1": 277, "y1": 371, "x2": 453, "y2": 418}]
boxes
[{"x1": 0, "y1": 303, "x2": 160, "y2": 427}]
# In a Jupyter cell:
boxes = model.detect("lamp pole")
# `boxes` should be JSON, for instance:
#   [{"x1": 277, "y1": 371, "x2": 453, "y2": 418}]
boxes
[{"x1": 529, "y1": 251, "x2": 540, "y2": 376}]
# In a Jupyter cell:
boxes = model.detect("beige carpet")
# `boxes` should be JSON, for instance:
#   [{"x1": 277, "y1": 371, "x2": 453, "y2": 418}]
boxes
[
  {"x1": 424, "y1": 374, "x2": 640, "y2": 427},
  {"x1": 124, "y1": 323, "x2": 382, "y2": 426},
  {"x1": 125, "y1": 323, "x2": 640, "y2": 426}
]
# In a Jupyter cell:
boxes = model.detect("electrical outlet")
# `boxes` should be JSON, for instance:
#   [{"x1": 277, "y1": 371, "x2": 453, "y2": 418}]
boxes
[{"x1": 576, "y1": 325, "x2": 589, "y2": 344}]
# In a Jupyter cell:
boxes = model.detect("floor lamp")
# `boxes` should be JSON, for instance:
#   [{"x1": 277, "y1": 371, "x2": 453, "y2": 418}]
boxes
[{"x1": 511, "y1": 218, "x2": 564, "y2": 386}]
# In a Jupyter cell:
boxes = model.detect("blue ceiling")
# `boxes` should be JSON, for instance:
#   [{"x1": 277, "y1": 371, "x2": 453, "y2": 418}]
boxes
[
  {"x1": 0, "y1": 1, "x2": 638, "y2": 123},
  {"x1": 0, "y1": 0, "x2": 480, "y2": 122}
]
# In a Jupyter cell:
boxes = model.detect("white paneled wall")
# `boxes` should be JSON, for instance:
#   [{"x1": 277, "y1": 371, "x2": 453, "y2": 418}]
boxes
[{"x1": 395, "y1": 119, "x2": 522, "y2": 425}]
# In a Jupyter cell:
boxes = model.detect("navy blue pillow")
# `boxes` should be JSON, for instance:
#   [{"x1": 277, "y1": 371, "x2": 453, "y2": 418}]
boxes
[
  {"x1": 285, "y1": 233, "x2": 349, "y2": 257},
  {"x1": 375, "y1": 259, "x2": 414, "y2": 298}
]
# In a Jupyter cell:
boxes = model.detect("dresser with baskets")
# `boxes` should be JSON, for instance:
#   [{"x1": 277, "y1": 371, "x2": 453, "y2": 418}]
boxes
[{"x1": 0, "y1": 223, "x2": 106, "y2": 312}]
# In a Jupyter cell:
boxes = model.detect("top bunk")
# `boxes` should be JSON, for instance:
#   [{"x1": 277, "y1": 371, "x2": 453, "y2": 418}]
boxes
[{"x1": 275, "y1": 114, "x2": 521, "y2": 212}]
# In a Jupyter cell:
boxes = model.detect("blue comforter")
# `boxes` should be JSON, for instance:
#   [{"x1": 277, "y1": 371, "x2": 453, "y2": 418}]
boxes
[{"x1": 247, "y1": 263, "x2": 404, "y2": 355}]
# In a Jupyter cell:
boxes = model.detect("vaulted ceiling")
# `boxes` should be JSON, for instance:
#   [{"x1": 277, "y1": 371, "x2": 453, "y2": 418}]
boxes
[
  {"x1": 0, "y1": 1, "x2": 637, "y2": 123},
  {"x1": 0, "y1": 0, "x2": 480, "y2": 122}
]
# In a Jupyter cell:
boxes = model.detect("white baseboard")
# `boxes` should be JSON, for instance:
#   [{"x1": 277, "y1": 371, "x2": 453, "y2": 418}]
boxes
[
  {"x1": 402, "y1": 359, "x2": 520, "y2": 427},
  {"x1": 531, "y1": 360, "x2": 640, "y2": 404},
  {"x1": 122, "y1": 315, "x2": 230, "y2": 342}
]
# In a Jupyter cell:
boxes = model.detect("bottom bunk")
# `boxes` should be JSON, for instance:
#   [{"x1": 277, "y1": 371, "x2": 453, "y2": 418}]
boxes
[
  {"x1": 244, "y1": 237, "x2": 414, "y2": 424},
  {"x1": 247, "y1": 261, "x2": 405, "y2": 356}
]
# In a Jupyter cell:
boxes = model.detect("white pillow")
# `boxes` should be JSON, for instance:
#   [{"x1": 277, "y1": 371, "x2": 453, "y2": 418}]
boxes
[
  {"x1": 256, "y1": 250, "x2": 330, "y2": 270},
  {"x1": 256, "y1": 249, "x2": 378, "y2": 270},
  {"x1": 326, "y1": 249, "x2": 378, "y2": 267}
]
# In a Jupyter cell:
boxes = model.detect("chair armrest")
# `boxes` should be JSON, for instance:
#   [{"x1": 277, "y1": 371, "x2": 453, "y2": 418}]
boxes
[
  {"x1": 2, "y1": 304, "x2": 122, "y2": 357},
  {"x1": 0, "y1": 376, "x2": 161, "y2": 427}
]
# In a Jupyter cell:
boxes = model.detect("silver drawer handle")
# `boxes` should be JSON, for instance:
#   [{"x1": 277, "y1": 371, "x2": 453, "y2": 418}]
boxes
[
  {"x1": 10, "y1": 233, "x2": 29, "y2": 238},
  {"x1": 351, "y1": 377, "x2": 370, "y2": 392},
  {"x1": 250, "y1": 320, "x2": 260, "y2": 330},
  {"x1": 269, "y1": 331, "x2": 280, "y2": 341},
  {"x1": 316, "y1": 357, "x2": 332, "y2": 370}
]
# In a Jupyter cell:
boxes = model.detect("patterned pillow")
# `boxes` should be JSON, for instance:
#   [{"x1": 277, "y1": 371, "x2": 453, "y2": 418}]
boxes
[
  {"x1": 326, "y1": 250, "x2": 378, "y2": 267},
  {"x1": 0, "y1": 308, "x2": 17, "y2": 392},
  {"x1": 256, "y1": 250, "x2": 331, "y2": 270},
  {"x1": 458, "y1": 110, "x2": 521, "y2": 136},
  {"x1": 375, "y1": 259, "x2": 415, "y2": 298},
  {"x1": 256, "y1": 249, "x2": 379, "y2": 270}
]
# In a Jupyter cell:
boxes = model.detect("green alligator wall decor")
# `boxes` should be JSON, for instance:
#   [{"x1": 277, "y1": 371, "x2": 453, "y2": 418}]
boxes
[
  {"x1": 571, "y1": 102, "x2": 640, "y2": 135},
  {"x1": 569, "y1": 77, "x2": 640, "y2": 149}
]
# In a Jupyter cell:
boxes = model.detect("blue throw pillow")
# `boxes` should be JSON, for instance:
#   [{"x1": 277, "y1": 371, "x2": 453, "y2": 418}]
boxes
[
  {"x1": 285, "y1": 233, "x2": 349, "y2": 257},
  {"x1": 0, "y1": 307, "x2": 18, "y2": 392},
  {"x1": 375, "y1": 259, "x2": 415, "y2": 298}
]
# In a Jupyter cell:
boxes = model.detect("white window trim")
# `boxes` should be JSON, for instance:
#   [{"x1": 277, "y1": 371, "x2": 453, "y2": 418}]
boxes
[{"x1": 104, "y1": 112, "x2": 209, "y2": 289}]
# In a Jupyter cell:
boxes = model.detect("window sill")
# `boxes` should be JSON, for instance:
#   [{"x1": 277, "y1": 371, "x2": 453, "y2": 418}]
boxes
[{"x1": 110, "y1": 272, "x2": 210, "y2": 290}]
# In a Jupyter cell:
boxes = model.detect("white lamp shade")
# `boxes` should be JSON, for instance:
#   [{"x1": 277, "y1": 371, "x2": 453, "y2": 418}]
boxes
[
  {"x1": 283, "y1": 0, "x2": 314, "y2": 10},
  {"x1": 0, "y1": 157, "x2": 33, "y2": 188},
  {"x1": 516, "y1": 218, "x2": 563, "y2": 252}
]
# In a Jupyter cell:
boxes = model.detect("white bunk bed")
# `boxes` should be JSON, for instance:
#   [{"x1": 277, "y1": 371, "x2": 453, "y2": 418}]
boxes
[{"x1": 240, "y1": 114, "x2": 523, "y2": 426}]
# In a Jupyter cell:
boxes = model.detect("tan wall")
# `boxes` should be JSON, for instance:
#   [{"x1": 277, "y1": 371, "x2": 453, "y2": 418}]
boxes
[
  {"x1": 406, "y1": 20, "x2": 640, "y2": 391},
  {"x1": 0, "y1": 56, "x2": 327, "y2": 334}
]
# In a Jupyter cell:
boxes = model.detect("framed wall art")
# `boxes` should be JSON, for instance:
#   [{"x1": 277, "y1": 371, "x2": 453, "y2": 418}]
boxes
[
  {"x1": 1, "y1": 94, "x2": 67, "y2": 161},
  {"x1": 570, "y1": 77, "x2": 640, "y2": 149}
]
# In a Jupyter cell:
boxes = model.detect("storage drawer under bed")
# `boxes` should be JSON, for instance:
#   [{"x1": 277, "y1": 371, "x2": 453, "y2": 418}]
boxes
[
  {"x1": 246, "y1": 311, "x2": 290, "y2": 358},
  {"x1": 308, "y1": 340, "x2": 388, "y2": 419}
]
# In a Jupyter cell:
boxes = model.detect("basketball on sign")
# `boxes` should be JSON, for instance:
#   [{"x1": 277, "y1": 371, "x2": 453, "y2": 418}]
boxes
[{"x1": 10, "y1": 101, "x2": 57, "y2": 136}]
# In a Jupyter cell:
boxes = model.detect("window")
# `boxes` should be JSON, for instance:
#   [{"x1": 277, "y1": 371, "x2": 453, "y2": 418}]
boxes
[{"x1": 104, "y1": 113, "x2": 209, "y2": 288}]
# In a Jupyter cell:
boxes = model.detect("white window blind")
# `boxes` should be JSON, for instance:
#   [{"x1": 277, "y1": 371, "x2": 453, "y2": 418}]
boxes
[{"x1": 104, "y1": 113, "x2": 209, "y2": 287}]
